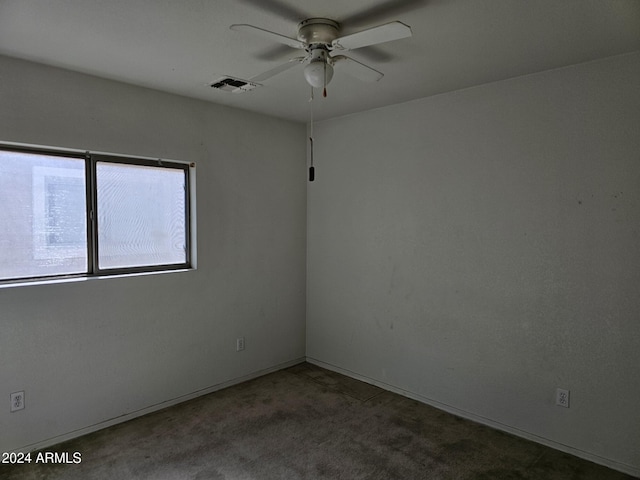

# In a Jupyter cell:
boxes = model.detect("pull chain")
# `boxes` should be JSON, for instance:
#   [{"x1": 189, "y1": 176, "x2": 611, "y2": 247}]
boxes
[
  {"x1": 323, "y1": 58, "x2": 327, "y2": 98},
  {"x1": 309, "y1": 87, "x2": 315, "y2": 182}
]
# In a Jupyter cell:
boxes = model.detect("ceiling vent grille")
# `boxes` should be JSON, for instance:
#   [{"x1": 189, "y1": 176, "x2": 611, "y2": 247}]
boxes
[{"x1": 210, "y1": 76, "x2": 260, "y2": 93}]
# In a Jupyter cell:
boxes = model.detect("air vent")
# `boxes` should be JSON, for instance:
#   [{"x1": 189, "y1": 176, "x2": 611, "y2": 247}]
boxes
[{"x1": 210, "y1": 76, "x2": 260, "y2": 93}]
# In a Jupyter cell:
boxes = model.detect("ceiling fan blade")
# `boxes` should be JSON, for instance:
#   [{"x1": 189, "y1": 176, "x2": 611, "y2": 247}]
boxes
[
  {"x1": 235, "y1": 0, "x2": 308, "y2": 22},
  {"x1": 332, "y1": 21, "x2": 412, "y2": 51},
  {"x1": 332, "y1": 55, "x2": 384, "y2": 82},
  {"x1": 249, "y1": 56, "x2": 307, "y2": 83},
  {"x1": 230, "y1": 24, "x2": 305, "y2": 49},
  {"x1": 341, "y1": 0, "x2": 427, "y2": 28},
  {"x1": 255, "y1": 44, "x2": 297, "y2": 61}
]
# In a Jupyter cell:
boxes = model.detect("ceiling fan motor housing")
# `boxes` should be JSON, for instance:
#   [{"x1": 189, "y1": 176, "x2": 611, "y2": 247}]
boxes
[{"x1": 297, "y1": 18, "x2": 339, "y2": 46}]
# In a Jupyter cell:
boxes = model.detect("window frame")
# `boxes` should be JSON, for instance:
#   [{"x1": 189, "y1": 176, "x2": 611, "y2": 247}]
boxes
[{"x1": 0, "y1": 144, "x2": 193, "y2": 284}]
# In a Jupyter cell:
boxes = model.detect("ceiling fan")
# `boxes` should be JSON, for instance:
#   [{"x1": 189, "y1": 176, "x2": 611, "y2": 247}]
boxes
[
  {"x1": 229, "y1": 1, "x2": 421, "y2": 182},
  {"x1": 230, "y1": 16, "x2": 412, "y2": 96}
]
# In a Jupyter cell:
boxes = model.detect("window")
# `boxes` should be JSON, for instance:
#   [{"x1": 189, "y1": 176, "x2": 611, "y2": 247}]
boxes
[{"x1": 0, "y1": 146, "x2": 192, "y2": 283}]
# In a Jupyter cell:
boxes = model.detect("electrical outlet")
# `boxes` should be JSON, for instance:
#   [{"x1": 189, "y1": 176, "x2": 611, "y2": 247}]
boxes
[
  {"x1": 556, "y1": 388, "x2": 570, "y2": 408},
  {"x1": 10, "y1": 391, "x2": 25, "y2": 412},
  {"x1": 236, "y1": 337, "x2": 245, "y2": 352}
]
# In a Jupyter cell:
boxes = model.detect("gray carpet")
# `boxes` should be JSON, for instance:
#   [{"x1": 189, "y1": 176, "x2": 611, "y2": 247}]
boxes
[{"x1": 1, "y1": 362, "x2": 635, "y2": 479}]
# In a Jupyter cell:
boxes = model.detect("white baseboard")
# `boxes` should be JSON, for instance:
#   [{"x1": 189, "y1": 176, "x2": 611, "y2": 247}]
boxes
[
  {"x1": 306, "y1": 357, "x2": 640, "y2": 478},
  {"x1": 15, "y1": 357, "x2": 306, "y2": 454}
]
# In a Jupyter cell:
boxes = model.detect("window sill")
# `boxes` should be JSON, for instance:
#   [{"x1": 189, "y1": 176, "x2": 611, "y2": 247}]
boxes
[{"x1": 0, "y1": 268, "x2": 193, "y2": 289}]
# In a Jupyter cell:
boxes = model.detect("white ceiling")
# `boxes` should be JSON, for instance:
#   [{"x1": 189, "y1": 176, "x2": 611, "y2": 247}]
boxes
[{"x1": 1, "y1": 0, "x2": 639, "y2": 123}]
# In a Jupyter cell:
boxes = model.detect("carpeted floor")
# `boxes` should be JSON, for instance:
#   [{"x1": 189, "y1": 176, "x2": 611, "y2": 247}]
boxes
[{"x1": 2, "y1": 362, "x2": 636, "y2": 479}]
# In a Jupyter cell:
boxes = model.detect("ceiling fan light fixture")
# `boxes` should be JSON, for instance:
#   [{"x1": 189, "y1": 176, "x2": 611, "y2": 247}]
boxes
[{"x1": 304, "y1": 60, "x2": 333, "y2": 88}]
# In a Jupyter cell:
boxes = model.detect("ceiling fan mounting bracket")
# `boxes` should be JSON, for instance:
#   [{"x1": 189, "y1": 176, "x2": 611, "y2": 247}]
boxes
[{"x1": 297, "y1": 18, "x2": 339, "y2": 45}]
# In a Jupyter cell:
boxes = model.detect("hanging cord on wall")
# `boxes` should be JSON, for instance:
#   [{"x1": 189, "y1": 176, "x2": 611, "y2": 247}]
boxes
[{"x1": 308, "y1": 86, "x2": 315, "y2": 182}]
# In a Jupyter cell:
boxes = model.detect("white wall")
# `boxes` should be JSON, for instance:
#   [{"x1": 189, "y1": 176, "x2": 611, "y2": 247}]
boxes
[
  {"x1": 0, "y1": 55, "x2": 307, "y2": 452},
  {"x1": 307, "y1": 52, "x2": 640, "y2": 474}
]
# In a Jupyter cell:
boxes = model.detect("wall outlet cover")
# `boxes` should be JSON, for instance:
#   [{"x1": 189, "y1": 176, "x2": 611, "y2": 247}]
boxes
[
  {"x1": 556, "y1": 388, "x2": 570, "y2": 408},
  {"x1": 10, "y1": 391, "x2": 25, "y2": 412}
]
